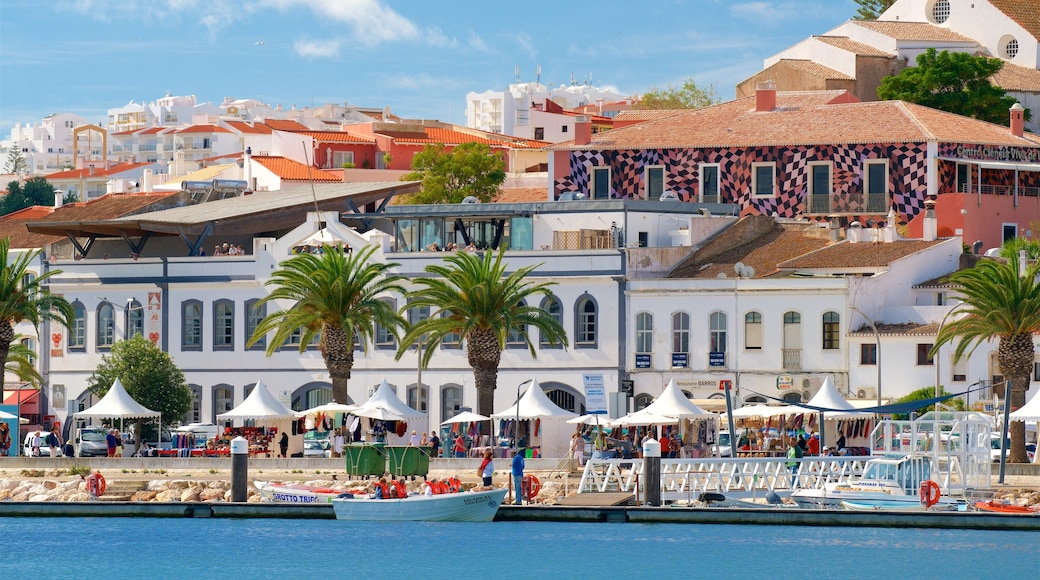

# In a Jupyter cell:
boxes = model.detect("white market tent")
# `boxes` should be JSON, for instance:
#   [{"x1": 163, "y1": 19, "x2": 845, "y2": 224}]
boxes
[
  {"x1": 353, "y1": 379, "x2": 427, "y2": 444},
  {"x1": 616, "y1": 379, "x2": 715, "y2": 425},
  {"x1": 441, "y1": 411, "x2": 491, "y2": 426},
  {"x1": 799, "y1": 376, "x2": 868, "y2": 419},
  {"x1": 73, "y1": 378, "x2": 162, "y2": 450},
  {"x1": 294, "y1": 402, "x2": 358, "y2": 418},
  {"x1": 1010, "y1": 390, "x2": 1040, "y2": 422},
  {"x1": 492, "y1": 379, "x2": 577, "y2": 457},
  {"x1": 567, "y1": 414, "x2": 614, "y2": 428},
  {"x1": 217, "y1": 379, "x2": 296, "y2": 421}
]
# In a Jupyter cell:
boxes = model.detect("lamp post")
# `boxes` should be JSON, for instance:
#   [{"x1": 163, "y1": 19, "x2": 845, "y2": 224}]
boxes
[
  {"x1": 934, "y1": 301, "x2": 966, "y2": 401},
  {"x1": 850, "y1": 306, "x2": 881, "y2": 409}
]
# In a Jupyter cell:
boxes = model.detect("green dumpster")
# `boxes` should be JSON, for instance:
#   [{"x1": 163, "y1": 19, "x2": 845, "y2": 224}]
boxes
[
  {"x1": 344, "y1": 444, "x2": 386, "y2": 478},
  {"x1": 384, "y1": 446, "x2": 430, "y2": 479}
]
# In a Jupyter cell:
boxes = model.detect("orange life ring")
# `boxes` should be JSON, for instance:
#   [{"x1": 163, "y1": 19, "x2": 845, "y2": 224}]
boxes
[
  {"x1": 521, "y1": 474, "x2": 541, "y2": 500},
  {"x1": 390, "y1": 480, "x2": 407, "y2": 498},
  {"x1": 86, "y1": 472, "x2": 107, "y2": 497},
  {"x1": 919, "y1": 480, "x2": 940, "y2": 507}
]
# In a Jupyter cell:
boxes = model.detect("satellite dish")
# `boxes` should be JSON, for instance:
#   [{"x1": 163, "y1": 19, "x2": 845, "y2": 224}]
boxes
[
  {"x1": 734, "y1": 262, "x2": 746, "y2": 276},
  {"x1": 462, "y1": 196, "x2": 479, "y2": 204},
  {"x1": 660, "y1": 190, "x2": 679, "y2": 201},
  {"x1": 574, "y1": 192, "x2": 588, "y2": 200},
  {"x1": 743, "y1": 265, "x2": 755, "y2": 278}
]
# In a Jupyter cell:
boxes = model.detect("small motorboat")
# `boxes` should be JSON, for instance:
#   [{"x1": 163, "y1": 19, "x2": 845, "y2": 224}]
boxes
[
  {"x1": 331, "y1": 487, "x2": 508, "y2": 522},
  {"x1": 255, "y1": 481, "x2": 348, "y2": 504},
  {"x1": 973, "y1": 500, "x2": 1039, "y2": 514},
  {"x1": 791, "y1": 454, "x2": 954, "y2": 509}
]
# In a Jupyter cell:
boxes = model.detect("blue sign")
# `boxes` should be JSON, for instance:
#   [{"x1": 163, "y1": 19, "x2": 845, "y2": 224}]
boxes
[
  {"x1": 709, "y1": 351, "x2": 726, "y2": 367},
  {"x1": 671, "y1": 353, "x2": 688, "y2": 368},
  {"x1": 635, "y1": 354, "x2": 652, "y2": 369}
]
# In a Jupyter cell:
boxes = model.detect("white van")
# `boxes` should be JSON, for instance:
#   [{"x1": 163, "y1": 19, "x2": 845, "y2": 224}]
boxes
[
  {"x1": 23, "y1": 431, "x2": 53, "y2": 457},
  {"x1": 174, "y1": 423, "x2": 220, "y2": 448}
]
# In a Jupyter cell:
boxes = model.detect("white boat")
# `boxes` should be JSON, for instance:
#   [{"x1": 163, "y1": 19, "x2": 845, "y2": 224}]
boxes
[
  {"x1": 255, "y1": 481, "x2": 346, "y2": 504},
  {"x1": 790, "y1": 454, "x2": 958, "y2": 510},
  {"x1": 331, "y1": 487, "x2": 508, "y2": 521}
]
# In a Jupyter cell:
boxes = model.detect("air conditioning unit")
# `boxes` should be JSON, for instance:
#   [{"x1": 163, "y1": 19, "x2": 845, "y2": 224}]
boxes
[{"x1": 855, "y1": 386, "x2": 877, "y2": 399}]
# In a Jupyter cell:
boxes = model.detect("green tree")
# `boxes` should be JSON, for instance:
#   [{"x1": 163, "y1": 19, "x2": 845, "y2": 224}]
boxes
[
  {"x1": 999, "y1": 237, "x2": 1040, "y2": 260},
  {"x1": 934, "y1": 252, "x2": 1040, "y2": 462},
  {"x1": 395, "y1": 248, "x2": 568, "y2": 420},
  {"x1": 635, "y1": 77, "x2": 721, "y2": 110},
  {"x1": 877, "y1": 48, "x2": 1029, "y2": 126},
  {"x1": 86, "y1": 335, "x2": 192, "y2": 452},
  {"x1": 0, "y1": 237, "x2": 73, "y2": 377},
  {"x1": 249, "y1": 244, "x2": 405, "y2": 404},
  {"x1": 853, "y1": 0, "x2": 895, "y2": 20},
  {"x1": 5, "y1": 336, "x2": 42, "y2": 385},
  {"x1": 1, "y1": 177, "x2": 57, "y2": 216},
  {"x1": 890, "y1": 386, "x2": 965, "y2": 420},
  {"x1": 3, "y1": 148, "x2": 27, "y2": 175},
  {"x1": 401, "y1": 142, "x2": 506, "y2": 204}
]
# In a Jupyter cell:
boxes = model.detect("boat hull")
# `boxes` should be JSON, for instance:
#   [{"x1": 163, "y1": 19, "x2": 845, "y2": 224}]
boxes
[
  {"x1": 332, "y1": 488, "x2": 508, "y2": 522},
  {"x1": 974, "y1": 501, "x2": 1039, "y2": 514},
  {"x1": 255, "y1": 481, "x2": 343, "y2": 504}
]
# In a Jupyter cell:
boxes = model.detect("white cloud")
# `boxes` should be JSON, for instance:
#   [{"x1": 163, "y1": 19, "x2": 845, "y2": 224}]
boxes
[
  {"x1": 510, "y1": 32, "x2": 536, "y2": 59},
  {"x1": 265, "y1": 0, "x2": 420, "y2": 45},
  {"x1": 424, "y1": 26, "x2": 458, "y2": 49},
  {"x1": 294, "y1": 39, "x2": 341, "y2": 58}
]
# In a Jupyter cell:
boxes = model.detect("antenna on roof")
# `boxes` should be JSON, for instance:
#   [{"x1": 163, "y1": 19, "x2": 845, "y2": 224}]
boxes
[
  {"x1": 515, "y1": 65, "x2": 520, "y2": 83},
  {"x1": 536, "y1": 65, "x2": 541, "y2": 84}
]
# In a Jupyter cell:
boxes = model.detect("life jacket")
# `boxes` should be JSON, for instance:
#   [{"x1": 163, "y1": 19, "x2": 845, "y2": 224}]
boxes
[{"x1": 375, "y1": 481, "x2": 389, "y2": 499}]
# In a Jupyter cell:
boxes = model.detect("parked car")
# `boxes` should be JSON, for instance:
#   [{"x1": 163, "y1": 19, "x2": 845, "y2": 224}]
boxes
[
  {"x1": 75, "y1": 426, "x2": 111, "y2": 457},
  {"x1": 22, "y1": 431, "x2": 53, "y2": 457},
  {"x1": 303, "y1": 438, "x2": 330, "y2": 458},
  {"x1": 716, "y1": 431, "x2": 733, "y2": 458}
]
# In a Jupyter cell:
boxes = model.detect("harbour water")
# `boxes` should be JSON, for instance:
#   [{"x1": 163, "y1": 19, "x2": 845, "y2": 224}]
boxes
[{"x1": 3, "y1": 517, "x2": 1036, "y2": 578}]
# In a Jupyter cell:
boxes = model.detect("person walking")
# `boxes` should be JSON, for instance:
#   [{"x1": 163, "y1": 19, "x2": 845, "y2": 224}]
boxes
[
  {"x1": 46, "y1": 430, "x2": 62, "y2": 457},
  {"x1": 279, "y1": 431, "x2": 289, "y2": 458},
  {"x1": 106, "y1": 429, "x2": 117, "y2": 457},
  {"x1": 511, "y1": 450, "x2": 525, "y2": 505},
  {"x1": 453, "y1": 433, "x2": 467, "y2": 458},
  {"x1": 478, "y1": 449, "x2": 494, "y2": 487},
  {"x1": 429, "y1": 432, "x2": 440, "y2": 457},
  {"x1": 113, "y1": 430, "x2": 123, "y2": 457},
  {"x1": 570, "y1": 432, "x2": 584, "y2": 467}
]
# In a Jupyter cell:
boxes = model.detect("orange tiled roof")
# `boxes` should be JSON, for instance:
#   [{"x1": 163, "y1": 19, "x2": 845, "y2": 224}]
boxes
[
  {"x1": 138, "y1": 126, "x2": 168, "y2": 135},
  {"x1": 991, "y1": 60, "x2": 1040, "y2": 91},
  {"x1": 251, "y1": 156, "x2": 341, "y2": 181},
  {"x1": 670, "y1": 222, "x2": 832, "y2": 279},
  {"x1": 298, "y1": 131, "x2": 376, "y2": 144},
  {"x1": 813, "y1": 35, "x2": 893, "y2": 57},
  {"x1": 265, "y1": 119, "x2": 311, "y2": 132},
  {"x1": 613, "y1": 110, "x2": 688, "y2": 123},
  {"x1": 776, "y1": 59, "x2": 856, "y2": 80},
  {"x1": 27, "y1": 192, "x2": 177, "y2": 224},
  {"x1": 854, "y1": 20, "x2": 977, "y2": 43},
  {"x1": 44, "y1": 161, "x2": 155, "y2": 180},
  {"x1": 493, "y1": 187, "x2": 548, "y2": 203},
  {"x1": 777, "y1": 239, "x2": 945, "y2": 270},
  {"x1": 176, "y1": 124, "x2": 233, "y2": 134},
  {"x1": 225, "y1": 121, "x2": 274, "y2": 134},
  {"x1": 552, "y1": 92, "x2": 1040, "y2": 150},
  {"x1": 0, "y1": 206, "x2": 62, "y2": 249},
  {"x1": 384, "y1": 126, "x2": 549, "y2": 149},
  {"x1": 989, "y1": 0, "x2": 1040, "y2": 41}
]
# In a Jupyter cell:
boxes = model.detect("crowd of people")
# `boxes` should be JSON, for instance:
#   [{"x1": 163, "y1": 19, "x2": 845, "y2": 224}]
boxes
[{"x1": 211, "y1": 242, "x2": 246, "y2": 256}]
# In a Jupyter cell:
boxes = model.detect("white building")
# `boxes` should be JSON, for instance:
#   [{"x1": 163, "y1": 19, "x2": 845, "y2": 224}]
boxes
[
  {"x1": 1, "y1": 113, "x2": 93, "y2": 176},
  {"x1": 466, "y1": 79, "x2": 627, "y2": 140}
]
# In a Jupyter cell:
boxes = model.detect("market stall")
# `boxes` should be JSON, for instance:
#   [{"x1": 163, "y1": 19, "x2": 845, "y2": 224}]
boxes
[
  {"x1": 216, "y1": 379, "x2": 298, "y2": 456},
  {"x1": 492, "y1": 379, "x2": 577, "y2": 458}
]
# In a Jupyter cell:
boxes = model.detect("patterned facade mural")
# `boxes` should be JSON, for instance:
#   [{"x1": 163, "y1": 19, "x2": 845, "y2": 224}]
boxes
[
  {"x1": 556, "y1": 143, "x2": 932, "y2": 222},
  {"x1": 936, "y1": 142, "x2": 1040, "y2": 193}
]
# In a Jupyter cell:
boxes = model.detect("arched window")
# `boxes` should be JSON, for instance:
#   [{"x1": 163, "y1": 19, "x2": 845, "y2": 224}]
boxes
[
  {"x1": 20, "y1": 337, "x2": 36, "y2": 367},
  {"x1": 69, "y1": 301, "x2": 86, "y2": 351},
  {"x1": 744, "y1": 311, "x2": 762, "y2": 350},
  {"x1": 127, "y1": 300, "x2": 144, "y2": 339},
  {"x1": 182, "y1": 300, "x2": 202, "y2": 350},
  {"x1": 441, "y1": 385, "x2": 463, "y2": 423},
  {"x1": 672, "y1": 312, "x2": 690, "y2": 356},
  {"x1": 408, "y1": 384, "x2": 428, "y2": 412},
  {"x1": 245, "y1": 298, "x2": 266, "y2": 351},
  {"x1": 213, "y1": 300, "x2": 234, "y2": 350},
  {"x1": 635, "y1": 312, "x2": 653, "y2": 354},
  {"x1": 539, "y1": 295, "x2": 563, "y2": 349},
  {"x1": 185, "y1": 385, "x2": 203, "y2": 424},
  {"x1": 506, "y1": 300, "x2": 527, "y2": 348},
  {"x1": 213, "y1": 385, "x2": 234, "y2": 424},
  {"x1": 634, "y1": 393, "x2": 654, "y2": 411},
  {"x1": 783, "y1": 311, "x2": 802, "y2": 369},
  {"x1": 97, "y1": 302, "x2": 115, "y2": 349},
  {"x1": 374, "y1": 297, "x2": 397, "y2": 349},
  {"x1": 709, "y1": 311, "x2": 727, "y2": 352},
  {"x1": 822, "y1": 311, "x2": 840, "y2": 350},
  {"x1": 574, "y1": 295, "x2": 598, "y2": 348}
]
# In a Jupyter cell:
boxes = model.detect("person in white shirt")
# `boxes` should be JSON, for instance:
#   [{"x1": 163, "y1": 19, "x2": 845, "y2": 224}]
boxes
[{"x1": 409, "y1": 430, "x2": 420, "y2": 446}]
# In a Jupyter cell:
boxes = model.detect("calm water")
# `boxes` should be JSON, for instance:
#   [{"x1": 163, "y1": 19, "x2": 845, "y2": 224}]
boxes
[{"x1": 2, "y1": 517, "x2": 1035, "y2": 578}]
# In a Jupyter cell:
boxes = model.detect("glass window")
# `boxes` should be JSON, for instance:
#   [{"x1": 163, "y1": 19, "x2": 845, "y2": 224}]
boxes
[
  {"x1": 539, "y1": 296, "x2": 563, "y2": 349},
  {"x1": 332, "y1": 151, "x2": 354, "y2": 167},
  {"x1": 646, "y1": 166, "x2": 665, "y2": 200},
  {"x1": 214, "y1": 386, "x2": 234, "y2": 422},
  {"x1": 810, "y1": 163, "x2": 830, "y2": 211},
  {"x1": 861, "y1": 343, "x2": 877, "y2": 365},
  {"x1": 745, "y1": 311, "x2": 762, "y2": 350},
  {"x1": 441, "y1": 385, "x2": 462, "y2": 421},
  {"x1": 97, "y1": 303, "x2": 115, "y2": 349},
  {"x1": 701, "y1": 165, "x2": 720, "y2": 203},
  {"x1": 214, "y1": 300, "x2": 234, "y2": 350},
  {"x1": 287, "y1": 326, "x2": 303, "y2": 347},
  {"x1": 245, "y1": 299, "x2": 266, "y2": 350},
  {"x1": 127, "y1": 300, "x2": 144, "y2": 339},
  {"x1": 182, "y1": 301, "x2": 202, "y2": 349},
  {"x1": 420, "y1": 218, "x2": 445, "y2": 251},
  {"x1": 710, "y1": 311, "x2": 727, "y2": 353},
  {"x1": 20, "y1": 337, "x2": 36, "y2": 367},
  {"x1": 865, "y1": 161, "x2": 888, "y2": 212},
  {"x1": 635, "y1": 312, "x2": 653, "y2": 354},
  {"x1": 592, "y1": 167, "x2": 610, "y2": 199},
  {"x1": 822, "y1": 311, "x2": 840, "y2": 350},
  {"x1": 576, "y1": 296, "x2": 597, "y2": 347},
  {"x1": 510, "y1": 216, "x2": 533, "y2": 250},
  {"x1": 396, "y1": 219, "x2": 419, "y2": 252},
  {"x1": 917, "y1": 343, "x2": 934, "y2": 365},
  {"x1": 506, "y1": 301, "x2": 527, "y2": 348},
  {"x1": 442, "y1": 310, "x2": 461, "y2": 349},
  {"x1": 672, "y1": 312, "x2": 690, "y2": 354},
  {"x1": 375, "y1": 298, "x2": 397, "y2": 349},
  {"x1": 408, "y1": 385, "x2": 428, "y2": 412},
  {"x1": 752, "y1": 163, "x2": 775, "y2": 197},
  {"x1": 69, "y1": 302, "x2": 86, "y2": 350}
]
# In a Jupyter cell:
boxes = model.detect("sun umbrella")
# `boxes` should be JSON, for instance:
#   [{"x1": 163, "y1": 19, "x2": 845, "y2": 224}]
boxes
[
  {"x1": 567, "y1": 414, "x2": 613, "y2": 428},
  {"x1": 440, "y1": 411, "x2": 491, "y2": 425},
  {"x1": 295, "y1": 402, "x2": 358, "y2": 418}
]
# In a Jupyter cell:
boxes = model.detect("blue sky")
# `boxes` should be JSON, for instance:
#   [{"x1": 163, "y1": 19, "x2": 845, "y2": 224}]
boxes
[{"x1": 0, "y1": 0, "x2": 862, "y2": 132}]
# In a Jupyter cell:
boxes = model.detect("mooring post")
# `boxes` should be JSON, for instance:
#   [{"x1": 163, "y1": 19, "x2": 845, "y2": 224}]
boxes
[
  {"x1": 231, "y1": 436, "x2": 248, "y2": 502},
  {"x1": 643, "y1": 438, "x2": 661, "y2": 507}
]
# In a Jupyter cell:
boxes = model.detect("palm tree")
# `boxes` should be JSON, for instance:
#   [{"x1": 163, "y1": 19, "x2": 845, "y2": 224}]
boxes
[
  {"x1": 248, "y1": 245, "x2": 405, "y2": 404},
  {"x1": 0, "y1": 238, "x2": 73, "y2": 375},
  {"x1": 395, "y1": 248, "x2": 568, "y2": 419},
  {"x1": 5, "y1": 336, "x2": 42, "y2": 385},
  {"x1": 935, "y1": 252, "x2": 1040, "y2": 463}
]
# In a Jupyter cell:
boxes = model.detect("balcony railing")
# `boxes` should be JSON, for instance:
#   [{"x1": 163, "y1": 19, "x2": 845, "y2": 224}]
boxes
[
  {"x1": 782, "y1": 348, "x2": 802, "y2": 370},
  {"x1": 808, "y1": 193, "x2": 888, "y2": 215}
]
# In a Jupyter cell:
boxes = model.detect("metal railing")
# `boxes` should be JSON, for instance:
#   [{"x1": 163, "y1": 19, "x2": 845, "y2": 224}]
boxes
[{"x1": 782, "y1": 348, "x2": 801, "y2": 370}]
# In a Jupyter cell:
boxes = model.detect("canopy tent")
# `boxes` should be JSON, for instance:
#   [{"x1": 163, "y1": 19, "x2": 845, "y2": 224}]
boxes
[
  {"x1": 352, "y1": 379, "x2": 427, "y2": 444},
  {"x1": 567, "y1": 414, "x2": 614, "y2": 428},
  {"x1": 617, "y1": 379, "x2": 715, "y2": 423},
  {"x1": 722, "y1": 404, "x2": 795, "y2": 420},
  {"x1": 1010, "y1": 390, "x2": 1040, "y2": 422},
  {"x1": 440, "y1": 411, "x2": 491, "y2": 426},
  {"x1": 73, "y1": 379, "x2": 162, "y2": 451},
  {"x1": 798, "y1": 376, "x2": 869, "y2": 420},
  {"x1": 0, "y1": 409, "x2": 29, "y2": 424},
  {"x1": 612, "y1": 409, "x2": 679, "y2": 427},
  {"x1": 216, "y1": 379, "x2": 296, "y2": 421},
  {"x1": 294, "y1": 402, "x2": 358, "y2": 418},
  {"x1": 492, "y1": 379, "x2": 577, "y2": 457}
]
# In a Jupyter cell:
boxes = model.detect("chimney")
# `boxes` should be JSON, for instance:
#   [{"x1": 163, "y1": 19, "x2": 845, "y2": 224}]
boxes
[
  {"x1": 883, "y1": 207, "x2": 900, "y2": 243},
  {"x1": 847, "y1": 221, "x2": 862, "y2": 243},
  {"x1": 1010, "y1": 102, "x2": 1025, "y2": 137},
  {"x1": 243, "y1": 146, "x2": 253, "y2": 190},
  {"x1": 829, "y1": 216, "x2": 842, "y2": 242},
  {"x1": 54, "y1": 190, "x2": 64, "y2": 208},
  {"x1": 142, "y1": 169, "x2": 153, "y2": 193},
  {"x1": 922, "y1": 197, "x2": 937, "y2": 241},
  {"x1": 756, "y1": 80, "x2": 777, "y2": 112},
  {"x1": 574, "y1": 115, "x2": 591, "y2": 146}
]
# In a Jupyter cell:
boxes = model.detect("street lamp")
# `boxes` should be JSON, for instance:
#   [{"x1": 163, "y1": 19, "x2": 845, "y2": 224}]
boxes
[
  {"x1": 850, "y1": 306, "x2": 881, "y2": 409},
  {"x1": 934, "y1": 301, "x2": 966, "y2": 401}
]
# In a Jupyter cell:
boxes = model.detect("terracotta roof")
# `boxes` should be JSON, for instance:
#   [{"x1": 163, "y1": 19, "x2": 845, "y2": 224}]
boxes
[
  {"x1": 384, "y1": 126, "x2": 548, "y2": 149},
  {"x1": 224, "y1": 121, "x2": 274, "y2": 135},
  {"x1": 176, "y1": 124, "x2": 233, "y2": 134},
  {"x1": 493, "y1": 187, "x2": 548, "y2": 203},
  {"x1": 670, "y1": 222, "x2": 832, "y2": 279},
  {"x1": 298, "y1": 131, "x2": 376, "y2": 144},
  {"x1": 848, "y1": 321, "x2": 938, "y2": 336},
  {"x1": 0, "y1": 206, "x2": 62, "y2": 249},
  {"x1": 989, "y1": 0, "x2": 1040, "y2": 41},
  {"x1": 264, "y1": 119, "x2": 311, "y2": 132},
  {"x1": 26, "y1": 193, "x2": 177, "y2": 225},
  {"x1": 44, "y1": 161, "x2": 155, "y2": 180},
  {"x1": 813, "y1": 35, "x2": 893, "y2": 57},
  {"x1": 551, "y1": 93, "x2": 1040, "y2": 150},
  {"x1": 250, "y1": 156, "x2": 341, "y2": 181},
  {"x1": 775, "y1": 59, "x2": 855, "y2": 80},
  {"x1": 613, "y1": 110, "x2": 688, "y2": 123},
  {"x1": 991, "y1": 60, "x2": 1040, "y2": 91},
  {"x1": 778, "y1": 239, "x2": 945, "y2": 270},
  {"x1": 854, "y1": 20, "x2": 977, "y2": 43}
]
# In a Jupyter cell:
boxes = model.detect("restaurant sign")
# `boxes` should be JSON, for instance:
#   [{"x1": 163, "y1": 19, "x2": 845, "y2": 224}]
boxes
[{"x1": 955, "y1": 145, "x2": 1040, "y2": 163}]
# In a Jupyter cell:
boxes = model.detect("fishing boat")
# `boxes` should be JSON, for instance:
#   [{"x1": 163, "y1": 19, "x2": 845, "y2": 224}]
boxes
[
  {"x1": 255, "y1": 481, "x2": 347, "y2": 504},
  {"x1": 331, "y1": 487, "x2": 508, "y2": 521},
  {"x1": 973, "y1": 500, "x2": 1039, "y2": 514},
  {"x1": 790, "y1": 454, "x2": 959, "y2": 510}
]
